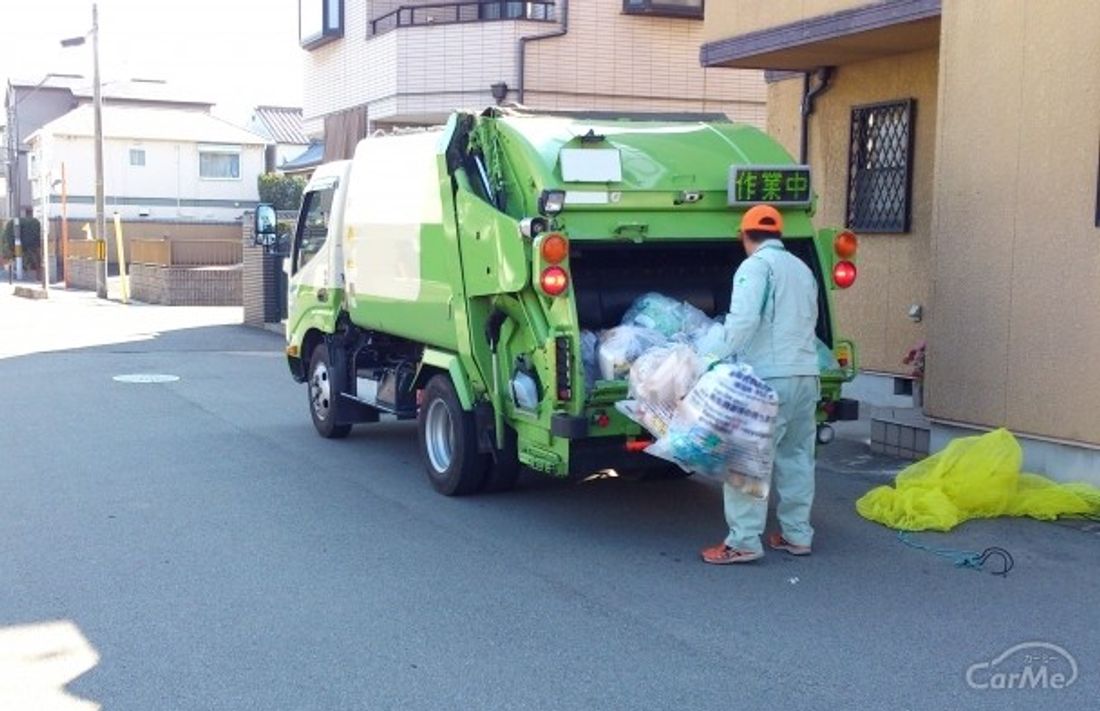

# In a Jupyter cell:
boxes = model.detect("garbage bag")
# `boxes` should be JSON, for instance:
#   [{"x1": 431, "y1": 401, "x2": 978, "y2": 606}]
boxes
[
  {"x1": 580, "y1": 330, "x2": 600, "y2": 388},
  {"x1": 597, "y1": 326, "x2": 666, "y2": 381},
  {"x1": 646, "y1": 363, "x2": 779, "y2": 498},
  {"x1": 692, "y1": 322, "x2": 728, "y2": 358},
  {"x1": 621, "y1": 344, "x2": 701, "y2": 437},
  {"x1": 816, "y1": 338, "x2": 840, "y2": 371},
  {"x1": 622, "y1": 292, "x2": 714, "y2": 339},
  {"x1": 856, "y1": 428, "x2": 1100, "y2": 531}
]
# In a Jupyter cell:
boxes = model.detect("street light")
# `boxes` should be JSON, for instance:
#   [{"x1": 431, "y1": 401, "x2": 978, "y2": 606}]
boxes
[{"x1": 60, "y1": 3, "x2": 106, "y2": 299}]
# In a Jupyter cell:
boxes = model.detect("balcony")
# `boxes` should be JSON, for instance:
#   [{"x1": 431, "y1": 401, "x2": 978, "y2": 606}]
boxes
[{"x1": 370, "y1": 1, "x2": 556, "y2": 36}]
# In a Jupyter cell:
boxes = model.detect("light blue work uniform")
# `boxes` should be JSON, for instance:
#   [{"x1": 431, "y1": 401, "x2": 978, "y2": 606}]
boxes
[{"x1": 713, "y1": 239, "x2": 820, "y2": 553}]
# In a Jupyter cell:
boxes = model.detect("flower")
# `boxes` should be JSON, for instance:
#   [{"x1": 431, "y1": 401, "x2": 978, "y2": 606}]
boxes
[{"x1": 903, "y1": 340, "x2": 926, "y2": 381}]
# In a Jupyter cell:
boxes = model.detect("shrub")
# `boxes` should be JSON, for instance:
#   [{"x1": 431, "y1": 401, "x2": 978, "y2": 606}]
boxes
[
  {"x1": 257, "y1": 173, "x2": 306, "y2": 211},
  {"x1": 2, "y1": 218, "x2": 42, "y2": 272}
]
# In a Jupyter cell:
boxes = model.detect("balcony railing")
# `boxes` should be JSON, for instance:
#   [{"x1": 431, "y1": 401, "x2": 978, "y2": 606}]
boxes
[{"x1": 370, "y1": 1, "x2": 556, "y2": 36}]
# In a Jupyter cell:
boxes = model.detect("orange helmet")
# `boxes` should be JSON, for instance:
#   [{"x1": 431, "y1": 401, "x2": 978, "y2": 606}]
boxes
[{"x1": 740, "y1": 204, "x2": 783, "y2": 234}]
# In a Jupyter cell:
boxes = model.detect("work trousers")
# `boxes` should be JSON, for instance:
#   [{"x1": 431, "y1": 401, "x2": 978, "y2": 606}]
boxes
[{"x1": 723, "y1": 375, "x2": 820, "y2": 553}]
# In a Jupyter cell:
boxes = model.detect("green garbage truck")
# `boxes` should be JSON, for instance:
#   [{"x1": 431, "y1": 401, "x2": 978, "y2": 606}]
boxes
[{"x1": 254, "y1": 108, "x2": 860, "y2": 496}]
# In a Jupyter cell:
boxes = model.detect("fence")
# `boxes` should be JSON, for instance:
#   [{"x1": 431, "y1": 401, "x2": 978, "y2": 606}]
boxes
[{"x1": 130, "y1": 239, "x2": 242, "y2": 267}]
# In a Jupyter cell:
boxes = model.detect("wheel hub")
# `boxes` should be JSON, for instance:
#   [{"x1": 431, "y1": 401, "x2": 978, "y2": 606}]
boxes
[
  {"x1": 424, "y1": 399, "x2": 455, "y2": 473},
  {"x1": 310, "y1": 361, "x2": 332, "y2": 421}
]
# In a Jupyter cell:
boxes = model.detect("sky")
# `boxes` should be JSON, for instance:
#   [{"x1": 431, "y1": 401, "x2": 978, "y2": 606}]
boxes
[{"x1": 0, "y1": 0, "x2": 304, "y2": 125}]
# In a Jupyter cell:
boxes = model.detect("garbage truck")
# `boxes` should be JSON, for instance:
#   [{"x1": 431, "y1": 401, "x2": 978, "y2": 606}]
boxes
[{"x1": 253, "y1": 108, "x2": 860, "y2": 496}]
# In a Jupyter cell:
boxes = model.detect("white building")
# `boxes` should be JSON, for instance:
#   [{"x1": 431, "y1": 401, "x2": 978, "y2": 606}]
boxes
[
  {"x1": 27, "y1": 105, "x2": 268, "y2": 228},
  {"x1": 247, "y1": 106, "x2": 310, "y2": 171}
]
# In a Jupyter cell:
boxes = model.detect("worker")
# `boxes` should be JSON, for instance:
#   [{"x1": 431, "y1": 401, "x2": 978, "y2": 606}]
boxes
[{"x1": 700, "y1": 204, "x2": 821, "y2": 565}]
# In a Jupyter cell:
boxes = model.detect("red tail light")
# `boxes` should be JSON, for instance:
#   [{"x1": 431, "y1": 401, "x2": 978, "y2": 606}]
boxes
[
  {"x1": 834, "y1": 230, "x2": 858, "y2": 259},
  {"x1": 833, "y1": 261, "x2": 857, "y2": 289},
  {"x1": 540, "y1": 266, "x2": 569, "y2": 296}
]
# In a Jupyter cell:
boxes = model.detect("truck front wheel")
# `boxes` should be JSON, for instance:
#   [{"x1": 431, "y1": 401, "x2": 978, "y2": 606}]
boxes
[
  {"x1": 308, "y1": 345, "x2": 352, "y2": 440},
  {"x1": 418, "y1": 375, "x2": 486, "y2": 496}
]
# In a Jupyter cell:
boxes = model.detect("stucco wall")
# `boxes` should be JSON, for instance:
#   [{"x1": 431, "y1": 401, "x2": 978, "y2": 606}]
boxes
[
  {"x1": 704, "y1": 0, "x2": 871, "y2": 42},
  {"x1": 34, "y1": 136, "x2": 263, "y2": 223},
  {"x1": 766, "y1": 48, "x2": 939, "y2": 374},
  {"x1": 524, "y1": 0, "x2": 765, "y2": 124},
  {"x1": 302, "y1": 0, "x2": 766, "y2": 130},
  {"x1": 927, "y1": 0, "x2": 1100, "y2": 445}
]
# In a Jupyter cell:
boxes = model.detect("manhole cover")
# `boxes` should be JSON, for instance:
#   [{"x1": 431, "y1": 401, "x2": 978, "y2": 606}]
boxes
[{"x1": 112, "y1": 374, "x2": 180, "y2": 384}]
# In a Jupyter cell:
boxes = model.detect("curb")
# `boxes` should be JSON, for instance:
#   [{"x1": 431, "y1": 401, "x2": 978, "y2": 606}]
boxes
[{"x1": 13, "y1": 286, "x2": 48, "y2": 300}]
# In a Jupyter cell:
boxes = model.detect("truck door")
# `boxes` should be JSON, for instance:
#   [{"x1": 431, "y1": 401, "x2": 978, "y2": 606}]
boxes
[{"x1": 289, "y1": 178, "x2": 341, "y2": 333}]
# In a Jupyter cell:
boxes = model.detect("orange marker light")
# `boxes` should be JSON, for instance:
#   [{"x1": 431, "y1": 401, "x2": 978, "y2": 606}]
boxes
[
  {"x1": 541, "y1": 233, "x2": 569, "y2": 264},
  {"x1": 540, "y1": 266, "x2": 569, "y2": 296},
  {"x1": 834, "y1": 230, "x2": 858, "y2": 259}
]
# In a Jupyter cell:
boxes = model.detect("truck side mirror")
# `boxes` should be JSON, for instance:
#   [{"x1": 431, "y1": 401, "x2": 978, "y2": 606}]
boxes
[{"x1": 253, "y1": 204, "x2": 278, "y2": 248}]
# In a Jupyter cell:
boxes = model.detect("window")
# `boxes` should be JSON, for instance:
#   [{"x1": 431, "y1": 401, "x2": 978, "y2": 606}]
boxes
[
  {"x1": 294, "y1": 186, "x2": 336, "y2": 272},
  {"x1": 130, "y1": 148, "x2": 146, "y2": 167},
  {"x1": 478, "y1": 2, "x2": 548, "y2": 20},
  {"x1": 199, "y1": 148, "x2": 241, "y2": 180},
  {"x1": 299, "y1": 0, "x2": 344, "y2": 49},
  {"x1": 846, "y1": 99, "x2": 915, "y2": 233},
  {"x1": 622, "y1": 0, "x2": 704, "y2": 18}
]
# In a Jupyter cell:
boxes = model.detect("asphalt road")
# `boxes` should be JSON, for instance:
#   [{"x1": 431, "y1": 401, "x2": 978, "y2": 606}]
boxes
[{"x1": 1, "y1": 290, "x2": 1098, "y2": 710}]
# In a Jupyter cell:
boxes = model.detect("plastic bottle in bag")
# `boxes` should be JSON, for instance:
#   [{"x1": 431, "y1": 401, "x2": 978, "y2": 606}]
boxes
[{"x1": 597, "y1": 326, "x2": 667, "y2": 381}]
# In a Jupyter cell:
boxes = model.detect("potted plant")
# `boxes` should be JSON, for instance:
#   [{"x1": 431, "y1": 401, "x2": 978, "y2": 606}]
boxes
[{"x1": 903, "y1": 340, "x2": 926, "y2": 408}]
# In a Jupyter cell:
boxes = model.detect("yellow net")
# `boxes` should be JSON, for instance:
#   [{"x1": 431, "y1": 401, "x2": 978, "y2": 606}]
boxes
[{"x1": 856, "y1": 428, "x2": 1100, "y2": 531}]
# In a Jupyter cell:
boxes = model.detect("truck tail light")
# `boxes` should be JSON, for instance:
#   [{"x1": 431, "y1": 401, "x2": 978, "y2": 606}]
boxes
[
  {"x1": 833, "y1": 261, "x2": 857, "y2": 289},
  {"x1": 834, "y1": 230, "x2": 858, "y2": 259},
  {"x1": 540, "y1": 233, "x2": 569, "y2": 264},
  {"x1": 555, "y1": 336, "x2": 573, "y2": 402},
  {"x1": 540, "y1": 266, "x2": 569, "y2": 296}
]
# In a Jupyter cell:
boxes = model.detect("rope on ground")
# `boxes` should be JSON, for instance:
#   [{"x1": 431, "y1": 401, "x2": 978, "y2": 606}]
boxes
[{"x1": 896, "y1": 531, "x2": 1014, "y2": 577}]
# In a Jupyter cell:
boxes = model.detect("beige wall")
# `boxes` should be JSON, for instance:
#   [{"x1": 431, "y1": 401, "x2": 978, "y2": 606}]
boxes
[
  {"x1": 303, "y1": 0, "x2": 766, "y2": 130},
  {"x1": 704, "y1": 0, "x2": 870, "y2": 42},
  {"x1": 927, "y1": 0, "x2": 1100, "y2": 445},
  {"x1": 766, "y1": 48, "x2": 939, "y2": 374},
  {"x1": 525, "y1": 0, "x2": 765, "y2": 124}
]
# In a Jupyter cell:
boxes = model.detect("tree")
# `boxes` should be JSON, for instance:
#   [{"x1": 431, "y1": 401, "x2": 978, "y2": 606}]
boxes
[
  {"x1": 2, "y1": 218, "x2": 42, "y2": 272},
  {"x1": 257, "y1": 173, "x2": 306, "y2": 211}
]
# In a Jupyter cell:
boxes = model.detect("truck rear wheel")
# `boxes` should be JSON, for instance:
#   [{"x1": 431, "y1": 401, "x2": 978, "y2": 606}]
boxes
[
  {"x1": 308, "y1": 345, "x2": 352, "y2": 440},
  {"x1": 418, "y1": 375, "x2": 486, "y2": 496}
]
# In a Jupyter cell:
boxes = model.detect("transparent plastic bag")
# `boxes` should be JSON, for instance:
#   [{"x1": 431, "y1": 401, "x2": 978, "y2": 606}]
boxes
[
  {"x1": 691, "y1": 322, "x2": 728, "y2": 358},
  {"x1": 621, "y1": 344, "x2": 701, "y2": 437},
  {"x1": 621, "y1": 293, "x2": 685, "y2": 337},
  {"x1": 646, "y1": 363, "x2": 779, "y2": 499},
  {"x1": 597, "y1": 326, "x2": 666, "y2": 381},
  {"x1": 580, "y1": 330, "x2": 600, "y2": 388},
  {"x1": 816, "y1": 338, "x2": 840, "y2": 372}
]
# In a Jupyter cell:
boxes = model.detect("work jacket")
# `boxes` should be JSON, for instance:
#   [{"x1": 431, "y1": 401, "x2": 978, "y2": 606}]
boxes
[{"x1": 717, "y1": 239, "x2": 820, "y2": 380}]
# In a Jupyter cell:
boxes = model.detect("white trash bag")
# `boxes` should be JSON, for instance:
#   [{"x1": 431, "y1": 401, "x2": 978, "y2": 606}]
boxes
[
  {"x1": 618, "y1": 344, "x2": 701, "y2": 438},
  {"x1": 646, "y1": 363, "x2": 780, "y2": 499},
  {"x1": 597, "y1": 326, "x2": 666, "y2": 381}
]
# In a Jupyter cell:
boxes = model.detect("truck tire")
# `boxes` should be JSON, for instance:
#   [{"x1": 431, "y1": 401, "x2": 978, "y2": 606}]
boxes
[
  {"x1": 418, "y1": 375, "x2": 486, "y2": 496},
  {"x1": 480, "y1": 426, "x2": 520, "y2": 493},
  {"x1": 308, "y1": 345, "x2": 352, "y2": 440}
]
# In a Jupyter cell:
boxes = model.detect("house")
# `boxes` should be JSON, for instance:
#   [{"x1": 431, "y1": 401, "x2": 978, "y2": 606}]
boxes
[
  {"x1": 299, "y1": 0, "x2": 766, "y2": 157},
  {"x1": 701, "y1": 0, "x2": 1100, "y2": 483},
  {"x1": 5, "y1": 75, "x2": 215, "y2": 220},
  {"x1": 247, "y1": 105, "x2": 311, "y2": 172},
  {"x1": 27, "y1": 104, "x2": 268, "y2": 251}
]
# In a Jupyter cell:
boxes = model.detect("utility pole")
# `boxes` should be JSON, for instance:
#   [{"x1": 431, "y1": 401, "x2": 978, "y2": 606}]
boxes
[{"x1": 92, "y1": 3, "x2": 107, "y2": 299}]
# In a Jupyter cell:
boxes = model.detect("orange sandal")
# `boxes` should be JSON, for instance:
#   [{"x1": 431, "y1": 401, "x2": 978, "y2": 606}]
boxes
[{"x1": 700, "y1": 543, "x2": 764, "y2": 565}]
